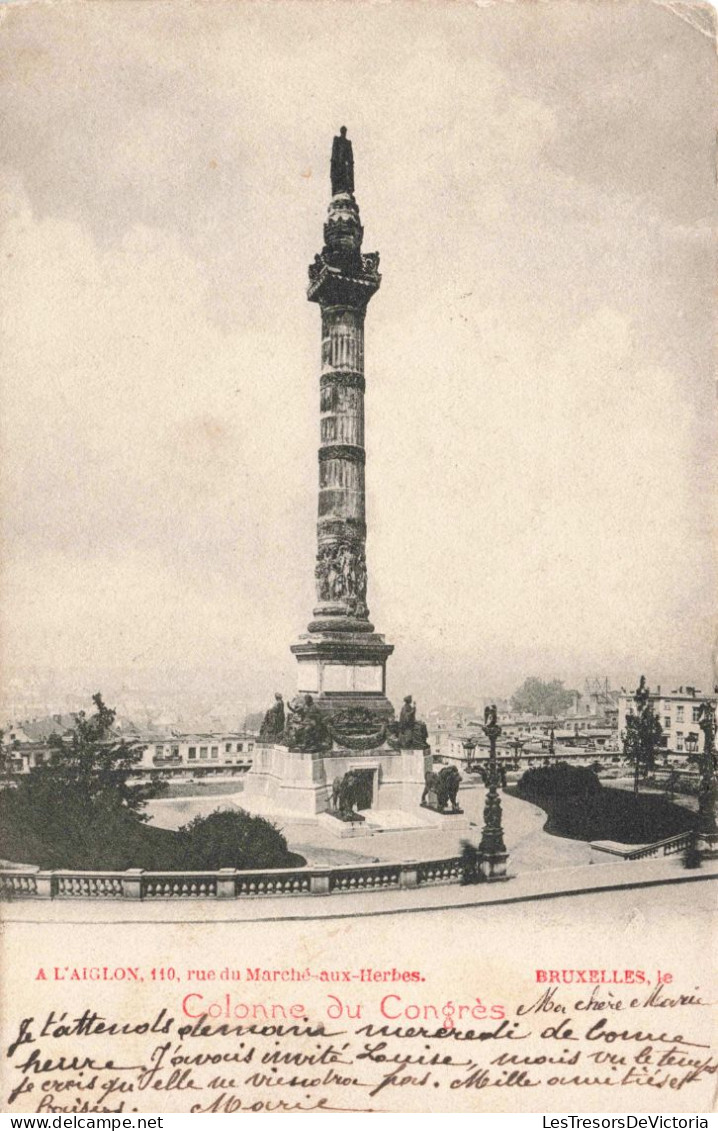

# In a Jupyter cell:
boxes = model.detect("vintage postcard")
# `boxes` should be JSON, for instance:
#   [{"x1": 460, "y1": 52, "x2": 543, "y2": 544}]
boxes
[{"x1": 1, "y1": 0, "x2": 716, "y2": 1117}]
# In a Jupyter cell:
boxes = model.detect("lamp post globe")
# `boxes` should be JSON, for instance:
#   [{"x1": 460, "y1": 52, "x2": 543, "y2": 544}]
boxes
[{"x1": 462, "y1": 734, "x2": 477, "y2": 773}]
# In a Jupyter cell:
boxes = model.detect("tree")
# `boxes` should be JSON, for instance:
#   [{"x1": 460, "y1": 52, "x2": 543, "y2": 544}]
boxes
[
  {"x1": 511, "y1": 678, "x2": 576, "y2": 717},
  {"x1": 175, "y1": 809, "x2": 297, "y2": 871},
  {"x1": 0, "y1": 729, "x2": 22, "y2": 779},
  {"x1": 0, "y1": 695, "x2": 304, "y2": 874},
  {"x1": 0, "y1": 694, "x2": 165, "y2": 869},
  {"x1": 623, "y1": 700, "x2": 663, "y2": 794},
  {"x1": 517, "y1": 762, "x2": 602, "y2": 803},
  {"x1": 42, "y1": 693, "x2": 158, "y2": 816}
]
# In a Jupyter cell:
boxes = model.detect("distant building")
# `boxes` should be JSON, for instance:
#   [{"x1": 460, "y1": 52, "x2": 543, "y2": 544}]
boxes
[
  {"x1": 3, "y1": 714, "x2": 77, "y2": 745},
  {"x1": 1, "y1": 711, "x2": 257, "y2": 778},
  {"x1": 428, "y1": 684, "x2": 622, "y2": 769},
  {"x1": 3, "y1": 742, "x2": 52, "y2": 775},
  {"x1": 567, "y1": 679, "x2": 620, "y2": 725},
  {"x1": 139, "y1": 732, "x2": 256, "y2": 773},
  {"x1": 617, "y1": 684, "x2": 706, "y2": 754},
  {"x1": 436, "y1": 722, "x2": 617, "y2": 770}
]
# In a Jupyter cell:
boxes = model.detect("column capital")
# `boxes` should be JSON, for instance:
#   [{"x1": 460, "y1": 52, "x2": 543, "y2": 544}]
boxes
[{"x1": 307, "y1": 257, "x2": 381, "y2": 308}]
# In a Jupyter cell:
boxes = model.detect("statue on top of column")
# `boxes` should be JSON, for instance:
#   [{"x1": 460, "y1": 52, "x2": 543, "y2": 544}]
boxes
[{"x1": 331, "y1": 126, "x2": 354, "y2": 196}]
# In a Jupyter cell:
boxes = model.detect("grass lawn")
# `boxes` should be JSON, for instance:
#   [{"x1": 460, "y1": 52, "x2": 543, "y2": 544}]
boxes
[{"x1": 509, "y1": 782, "x2": 697, "y2": 845}]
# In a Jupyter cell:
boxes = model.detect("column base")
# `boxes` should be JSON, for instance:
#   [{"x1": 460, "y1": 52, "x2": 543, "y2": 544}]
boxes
[
  {"x1": 291, "y1": 629, "x2": 395, "y2": 719},
  {"x1": 242, "y1": 744, "x2": 331, "y2": 817},
  {"x1": 243, "y1": 743, "x2": 432, "y2": 821}
]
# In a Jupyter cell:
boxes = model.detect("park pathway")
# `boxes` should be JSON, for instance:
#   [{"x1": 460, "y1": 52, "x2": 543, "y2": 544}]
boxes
[{"x1": 146, "y1": 780, "x2": 592, "y2": 872}]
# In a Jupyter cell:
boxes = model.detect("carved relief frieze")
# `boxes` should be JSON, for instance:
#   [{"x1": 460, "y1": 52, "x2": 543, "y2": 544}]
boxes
[{"x1": 315, "y1": 541, "x2": 368, "y2": 609}]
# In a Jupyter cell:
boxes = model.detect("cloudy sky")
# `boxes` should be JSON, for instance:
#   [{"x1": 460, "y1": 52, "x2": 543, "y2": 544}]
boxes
[{"x1": 1, "y1": 0, "x2": 715, "y2": 712}]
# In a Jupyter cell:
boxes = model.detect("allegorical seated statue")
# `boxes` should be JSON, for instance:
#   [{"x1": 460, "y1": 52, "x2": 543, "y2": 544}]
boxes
[
  {"x1": 386, "y1": 695, "x2": 430, "y2": 750},
  {"x1": 283, "y1": 694, "x2": 332, "y2": 753},
  {"x1": 413, "y1": 719, "x2": 429, "y2": 748},
  {"x1": 258, "y1": 692, "x2": 285, "y2": 741},
  {"x1": 399, "y1": 695, "x2": 416, "y2": 742},
  {"x1": 421, "y1": 765, "x2": 462, "y2": 814}
]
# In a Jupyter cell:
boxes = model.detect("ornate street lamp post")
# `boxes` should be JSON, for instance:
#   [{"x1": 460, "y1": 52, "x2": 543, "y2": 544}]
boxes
[
  {"x1": 478, "y1": 706, "x2": 509, "y2": 881},
  {"x1": 696, "y1": 698, "x2": 718, "y2": 857},
  {"x1": 632, "y1": 676, "x2": 650, "y2": 795},
  {"x1": 462, "y1": 734, "x2": 477, "y2": 773},
  {"x1": 508, "y1": 737, "x2": 524, "y2": 769}
]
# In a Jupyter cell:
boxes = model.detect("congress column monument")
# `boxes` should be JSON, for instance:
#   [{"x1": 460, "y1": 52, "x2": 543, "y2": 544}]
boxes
[
  {"x1": 244, "y1": 130, "x2": 433, "y2": 822},
  {"x1": 292, "y1": 127, "x2": 394, "y2": 719}
]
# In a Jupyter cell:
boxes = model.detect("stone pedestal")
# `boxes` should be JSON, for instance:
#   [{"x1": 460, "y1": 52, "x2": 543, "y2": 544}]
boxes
[
  {"x1": 479, "y1": 852, "x2": 510, "y2": 882},
  {"x1": 35, "y1": 871, "x2": 53, "y2": 898},
  {"x1": 242, "y1": 743, "x2": 332, "y2": 817},
  {"x1": 695, "y1": 831, "x2": 718, "y2": 859},
  {"x1": 317, "y1": 813, "x2": 371, "y2": 838},
  {"x1": 217, "y1": 869, "x2": 237, "y2": 898},
  {"x1": 420, "y1": 808, "x2": 472, "y2": 831},
  {"x1": 291, "y1": 631, "x2": 394, "y2": 719},
  {"x1": 121, "y1": 869, "x2": 144, "y2": 899},
  {"x1": 242, "y1": 741, "x2": 431, "y2": 819}
]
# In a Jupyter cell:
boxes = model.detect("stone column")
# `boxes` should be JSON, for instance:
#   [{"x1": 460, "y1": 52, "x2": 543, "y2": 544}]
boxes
[
  {"x1": 308, "y1": 187, "x2": 378, "y2": 636},
  {"x1": 312, "y1": 305, "x2": 369, "y2": 631},
  {"x1": 292, "y1": 129, "x2": 393, "y2": 718}
]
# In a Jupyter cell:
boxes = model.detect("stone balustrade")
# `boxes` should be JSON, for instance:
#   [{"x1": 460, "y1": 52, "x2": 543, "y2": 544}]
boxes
[
  {"x1": 417, "y1": 857, "x2": 464, "y2": 884},
  {"x1": 0, "y1": 857, "x2": 465, "y2": 900},
  {"x1": 0, "y1": 871, "x2": 38, "y2": 898},
  {"x1": 328, "y1": 863, "x2": 401, "y2": 892},
  {"x1": 590, "y1": 831, "x2": 695, "y2": 862}
]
